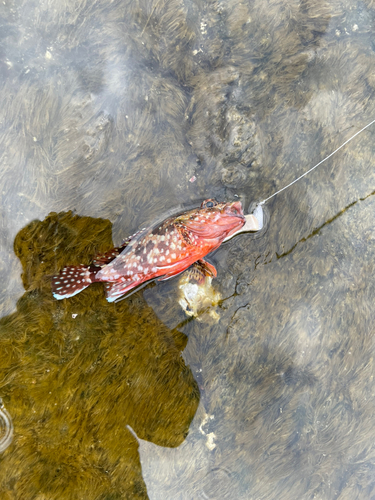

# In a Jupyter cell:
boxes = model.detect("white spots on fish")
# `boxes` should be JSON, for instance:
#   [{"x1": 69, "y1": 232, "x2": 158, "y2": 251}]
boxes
[
  {"x1": 166, "y1": 250, "x2": 170, "y2": 256},
  {"x1": 52, "y1": 265, "x2": 93, "y2": 300},
  {"x1": 167, "y1": 258, "x2": 171, "y2": 263}
]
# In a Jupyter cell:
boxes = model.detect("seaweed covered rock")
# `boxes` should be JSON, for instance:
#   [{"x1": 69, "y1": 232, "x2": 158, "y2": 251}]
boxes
[{"x1": 0, "y1": 212, "x2": 199, "y2": 500}]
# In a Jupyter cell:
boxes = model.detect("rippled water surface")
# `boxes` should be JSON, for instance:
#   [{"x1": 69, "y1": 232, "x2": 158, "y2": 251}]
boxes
[{"x1": 1, "y1": 0, "x2": 375, "y2": 498}]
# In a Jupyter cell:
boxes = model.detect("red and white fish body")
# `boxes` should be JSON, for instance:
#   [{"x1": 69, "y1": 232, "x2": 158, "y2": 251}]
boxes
[{"x1": 52, "y1": 199, "x2": 257, "y2": 303}]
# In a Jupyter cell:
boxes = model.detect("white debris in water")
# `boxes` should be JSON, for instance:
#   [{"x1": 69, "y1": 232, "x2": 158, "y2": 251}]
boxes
[
  {"x1": 206, "y1": 432, "x2": 216, "y2": 451},
  {"x1": 199, "y1": 413, "x2": 217, "y2": 450}
]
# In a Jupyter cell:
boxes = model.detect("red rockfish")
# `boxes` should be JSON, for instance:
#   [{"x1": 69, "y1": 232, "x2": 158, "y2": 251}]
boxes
[{"x1": 51, "y1": 199, "x2": 258, "y2": 303}]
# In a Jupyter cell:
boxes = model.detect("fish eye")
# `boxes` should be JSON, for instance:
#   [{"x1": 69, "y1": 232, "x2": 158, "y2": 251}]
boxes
[
  {"x1": 201, "y1": 199, "x2": 218, "y2": 209},
  {"x1": 231, "y1": 207, "x2": 238, "y2": 214}
]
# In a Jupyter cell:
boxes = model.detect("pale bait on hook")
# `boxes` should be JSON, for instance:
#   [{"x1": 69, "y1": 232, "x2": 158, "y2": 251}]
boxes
[
  {"x1": 251, "y1": 204, "x2": 264, "y2": 230},
  {"x1": 223, "y1": 203, "x2": 264, "y2": 242}
]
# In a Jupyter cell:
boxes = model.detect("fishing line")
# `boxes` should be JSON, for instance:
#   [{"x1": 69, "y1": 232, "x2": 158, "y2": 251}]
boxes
[{"x1": 259, "y1": 117, "x2": 375, "y2": 206}]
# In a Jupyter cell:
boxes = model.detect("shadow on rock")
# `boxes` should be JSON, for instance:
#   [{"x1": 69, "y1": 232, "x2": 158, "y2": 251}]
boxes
[{"x1": 0, "y1": 211, "x2": 199, "y2": 500}]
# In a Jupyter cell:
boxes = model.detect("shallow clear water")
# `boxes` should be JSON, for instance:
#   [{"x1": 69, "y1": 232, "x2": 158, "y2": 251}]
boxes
[{"x1": 1, "y1": 0, "x2": 375, "y2": 498}]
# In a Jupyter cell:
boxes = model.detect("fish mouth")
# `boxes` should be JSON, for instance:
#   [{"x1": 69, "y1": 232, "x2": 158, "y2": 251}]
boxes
[{"x1": 223, "y1": 201, "x2": 244, "y2": 218}]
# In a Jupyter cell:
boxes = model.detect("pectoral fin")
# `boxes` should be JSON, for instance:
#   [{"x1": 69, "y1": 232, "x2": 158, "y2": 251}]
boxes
[{"x1": 178, "y1": 260, "x2": 217, "y2": 286}]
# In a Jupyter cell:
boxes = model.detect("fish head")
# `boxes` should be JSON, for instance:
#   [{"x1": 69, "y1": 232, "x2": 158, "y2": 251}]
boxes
[{"x1": 177, "y1": 199, "x2": 245, "y2": 240}]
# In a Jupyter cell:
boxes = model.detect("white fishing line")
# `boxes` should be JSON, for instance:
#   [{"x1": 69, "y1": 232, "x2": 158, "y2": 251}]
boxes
[{"x1": 259, "y1": 117, "x2": 375, "y2": 206}]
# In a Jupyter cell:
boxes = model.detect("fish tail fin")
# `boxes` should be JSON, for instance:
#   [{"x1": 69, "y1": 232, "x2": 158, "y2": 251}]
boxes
[{"x1": 51, "y1": 265, "x2": 92, "y2": 300}]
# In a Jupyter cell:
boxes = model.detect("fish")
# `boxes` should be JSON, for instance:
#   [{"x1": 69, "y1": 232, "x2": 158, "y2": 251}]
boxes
[{"x1": 51, "y1": 199, "x2": 260, "y2": 303}]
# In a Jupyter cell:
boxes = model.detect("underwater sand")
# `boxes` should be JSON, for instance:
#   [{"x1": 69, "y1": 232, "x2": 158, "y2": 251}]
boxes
[{"x1": 1, "y1": 0, "x2": 375, "y2": 498}]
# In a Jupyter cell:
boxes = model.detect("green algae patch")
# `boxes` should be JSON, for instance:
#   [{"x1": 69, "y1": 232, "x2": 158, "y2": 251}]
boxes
[{"x1": 0, "y1": 212, "x2": 199, "y2": 500}]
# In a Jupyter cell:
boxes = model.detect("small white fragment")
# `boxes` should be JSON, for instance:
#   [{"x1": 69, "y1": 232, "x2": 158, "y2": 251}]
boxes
[
  {"x1": 252, "y1": 203, "x2": 264, "y2": 229},
  {"x1": 206, "y1": 432, "x2": 216, "y2": 451},
  {"x1": 72, "y1": 314, "x2": 78, "y2": 319}
]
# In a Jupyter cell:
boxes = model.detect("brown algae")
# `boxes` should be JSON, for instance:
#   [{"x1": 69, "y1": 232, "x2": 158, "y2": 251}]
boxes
[{"x1": 0, "y1": 211, "x2": 199, "y2": 499}]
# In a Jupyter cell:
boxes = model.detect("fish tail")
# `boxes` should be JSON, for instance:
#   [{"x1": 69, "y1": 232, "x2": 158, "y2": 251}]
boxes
[{"x1": 51, "y1": 265, "x2": 93, "y2": 300}]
